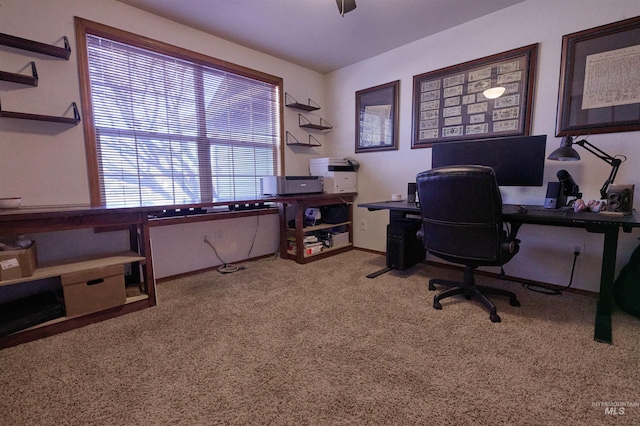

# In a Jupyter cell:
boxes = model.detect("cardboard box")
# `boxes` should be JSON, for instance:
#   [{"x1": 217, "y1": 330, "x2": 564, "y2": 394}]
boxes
[
  {"x1": 61, "y1": 264, "x2": 126, "y2": 317},
  {"x1": 0, "y1": 242, "x2": 38, "y2": 281}
]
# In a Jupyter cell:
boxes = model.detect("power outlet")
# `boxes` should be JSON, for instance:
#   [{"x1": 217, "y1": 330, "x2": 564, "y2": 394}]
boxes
[{"x1": 359, "y1": 219, "x2": 367, "y2": 231}]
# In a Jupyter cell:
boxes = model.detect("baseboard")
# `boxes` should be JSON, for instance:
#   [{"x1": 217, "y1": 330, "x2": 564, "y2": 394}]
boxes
[
  {"x1": 156, "y1": 252, "x2": 279, "y2": 283},
  {"x1": 352, "y1": 247, "x2": 598, "y2": 298}
]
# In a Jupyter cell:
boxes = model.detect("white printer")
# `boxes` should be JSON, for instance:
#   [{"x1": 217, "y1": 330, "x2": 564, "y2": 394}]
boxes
[{"x1": 309, "y1": 157, "x2": 358, "y2": 193}]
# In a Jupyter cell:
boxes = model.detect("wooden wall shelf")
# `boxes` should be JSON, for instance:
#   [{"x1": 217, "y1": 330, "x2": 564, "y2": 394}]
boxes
[
  {"x1": 0, "y1": 101, "x2": 81, "y2": 125},
  {"x1": 0, "y1": 33, "x2": 71, "y2": 60},
  {"x1": 285, "y1": 93, "x2": 320, "y2": 112},
  {"x1": 0, "y1": 62, "x2": 38, "y2": 86},
  {"x1": 298, "y1": 114, "x2": 332, "y2": 131},
  {"x1": 285, "y1": 131, "x2": 321, "y2": 147}
]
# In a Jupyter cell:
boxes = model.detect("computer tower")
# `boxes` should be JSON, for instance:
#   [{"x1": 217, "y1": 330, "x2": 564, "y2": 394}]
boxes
[{"x1": 386, "y1": 220, "x2": 426, "y2": 271}]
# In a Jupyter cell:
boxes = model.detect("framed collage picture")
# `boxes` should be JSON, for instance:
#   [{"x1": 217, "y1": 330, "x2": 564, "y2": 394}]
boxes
[{"x1": 411, "y1": 44, "x2": 538, "y2": 148}]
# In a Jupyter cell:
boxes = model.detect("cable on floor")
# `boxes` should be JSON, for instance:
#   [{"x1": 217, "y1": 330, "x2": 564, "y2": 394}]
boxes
[
  {"x1": 523, "y1": 250, "x2": 580, "y2": 295},
  {"x1": 204, "y1": 213, "x2": 268, "y2": 274}
]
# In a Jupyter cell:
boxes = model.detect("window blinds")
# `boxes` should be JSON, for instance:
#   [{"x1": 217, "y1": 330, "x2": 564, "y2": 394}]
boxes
[{"x1": 85, "y1": 34, "x2": 281, "y2": 207}]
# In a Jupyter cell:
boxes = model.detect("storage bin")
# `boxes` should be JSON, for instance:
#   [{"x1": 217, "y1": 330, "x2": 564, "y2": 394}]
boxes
[
  {"x1": 331, "y1": 232, "x2": 350, "y2": 248},
  {"x1": 61, "y1": 264, "x2": 126, "y2": 317}
]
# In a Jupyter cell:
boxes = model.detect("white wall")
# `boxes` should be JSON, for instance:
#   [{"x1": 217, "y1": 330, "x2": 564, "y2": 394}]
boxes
[
  {"x1": 324, "y1": 0, "x2": 640, "y2": 292},
  {"x1": 0, "y1": 0, "x2": 324, "y2": 278}
]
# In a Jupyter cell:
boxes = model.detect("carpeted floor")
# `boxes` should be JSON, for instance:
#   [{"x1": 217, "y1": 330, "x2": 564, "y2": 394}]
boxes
[{"x1": 1, "y1": 250, "x2": 639, "y2": 425}]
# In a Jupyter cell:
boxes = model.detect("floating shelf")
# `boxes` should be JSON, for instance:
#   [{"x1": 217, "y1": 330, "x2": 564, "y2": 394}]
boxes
[
  {"x1": 285, "y1": 93, "x2": 320, "y2": 112},
  {"x1": 298, "y1": 114, "x2": 332, "y2": 131},
  {"x1": 0, "y1": 101, "x2": 81, "y2": 125},
  {"x1": 286, "y1": 131, "x2": 321, "y2": 147},
  {"x1": 0, "y1": 62, "x2": 38, "y2": 86},
  {"x1": 0, "y1": 33, "x2": 71, "y2": 60}
]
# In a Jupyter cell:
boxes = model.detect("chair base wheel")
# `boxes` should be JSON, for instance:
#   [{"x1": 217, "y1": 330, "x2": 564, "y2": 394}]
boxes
[
  {"x1": 490, "y1": 313, "x2": 501, "y2": 323},
  {"x1": 428, "y1": 283, "x2": 436, "y2": 291},
  {"x1": 434, "y1": 301, "x2": 442, "y2": 310},
  {"x1": 510, "y1": 298, "x2": 521, "y2": 307}
]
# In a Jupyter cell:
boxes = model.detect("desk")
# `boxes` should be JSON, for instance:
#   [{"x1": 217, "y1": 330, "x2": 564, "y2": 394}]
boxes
[
  {"x1": 278, "y1": 193, "x2": 356, "y2": 264},
  {"x1": 359, "y1": 201, "x2": 640, "y2": 344},
  {"x1": 0, "y1": 205, "x2": 156, "y2": 349}
]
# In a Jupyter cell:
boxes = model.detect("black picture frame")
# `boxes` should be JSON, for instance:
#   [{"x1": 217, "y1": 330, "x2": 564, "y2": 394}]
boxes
[
  {"x1": 411, "y1": 44, "x2": 537, "y2": 148},
  {"x1": 556, "y1": 16, "x2": 640, "y2": 136},
  {"x1": 355, "y1": 80, "x2": 399, "y2": 153}
]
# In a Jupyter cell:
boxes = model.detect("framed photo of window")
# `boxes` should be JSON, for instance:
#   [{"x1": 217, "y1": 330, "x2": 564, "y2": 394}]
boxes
[
  {"x1": 411, "y1": 44, "x2": 537, "y2": 148},
  {"x1": 355, "y1": 80, "x2": 399, "y2": 153},
  {"x1": 556, "y1": 16, "x2": 640, "y2": 136}
]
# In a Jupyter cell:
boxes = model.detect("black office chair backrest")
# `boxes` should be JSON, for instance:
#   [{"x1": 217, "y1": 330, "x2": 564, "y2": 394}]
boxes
[{"x1": 416, "y1": 165, "x2": 504, "y2": 264}]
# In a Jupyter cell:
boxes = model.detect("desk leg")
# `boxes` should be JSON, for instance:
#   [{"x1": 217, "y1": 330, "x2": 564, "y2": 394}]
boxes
[
  {"x1": 366, "y1": 267, "x2": 392, "y2": 279},
  {"x1": 366, "y1": 210, "x2": 399, "y2": 279},
  {"x1": 594, "y1": 227, "x2": 618, "y2": 344}
]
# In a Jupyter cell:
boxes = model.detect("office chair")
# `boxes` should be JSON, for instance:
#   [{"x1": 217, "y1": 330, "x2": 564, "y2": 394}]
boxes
[{"x1": 416, "y1": 165, "x2": 522, "y2": 322}]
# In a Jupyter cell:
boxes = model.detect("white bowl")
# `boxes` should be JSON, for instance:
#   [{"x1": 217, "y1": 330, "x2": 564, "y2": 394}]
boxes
[{"x1": 0, "y1": 197, "x2": 22, "y2": 209}]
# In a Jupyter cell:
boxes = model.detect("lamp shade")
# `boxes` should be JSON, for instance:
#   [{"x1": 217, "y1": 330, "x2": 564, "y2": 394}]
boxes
[{"x1": 548, "y1": 136, "x2": 581, "y2": 161}]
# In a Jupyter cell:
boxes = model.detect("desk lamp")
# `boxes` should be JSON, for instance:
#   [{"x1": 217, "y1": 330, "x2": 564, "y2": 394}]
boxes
[{"x1": 547, "y1": 135, "x2": 626, "y2": 199}]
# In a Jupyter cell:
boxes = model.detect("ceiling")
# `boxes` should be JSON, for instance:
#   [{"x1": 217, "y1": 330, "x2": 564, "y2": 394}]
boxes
[{"x1": 117, "y1": 0, "x2": 525, "y2": 74}]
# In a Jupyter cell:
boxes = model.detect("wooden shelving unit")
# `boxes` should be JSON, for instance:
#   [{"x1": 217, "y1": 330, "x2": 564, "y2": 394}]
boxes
[
  {"x1": 0, "y1": 251, "x2": 145, "y2": 287},
  {"x1": 278, "y1": 193, "x2": 356, "y2": 264},
  {"x1": 285, "y1": 93, "x2": 329, "y2": 148},
  {"x1": 0, "y1": 32, "x2": 80, "y2": 125},
  {"x1": 0, "y1": 206, "x2": 155, "y2": 349}
]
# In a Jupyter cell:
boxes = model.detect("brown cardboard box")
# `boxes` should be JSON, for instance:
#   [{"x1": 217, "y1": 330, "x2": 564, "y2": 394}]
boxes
[
  {"x1": 0, "y1": 242, "x2": 38, "y2": 281},
  {"x1": 61, "y1": 264, "x2": 126, "y2": 317}
]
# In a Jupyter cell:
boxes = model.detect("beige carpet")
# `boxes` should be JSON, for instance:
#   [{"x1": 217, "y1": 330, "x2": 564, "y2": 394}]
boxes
[{"x1": 1, "y1": 250, "x2": 639, "y2": 425}]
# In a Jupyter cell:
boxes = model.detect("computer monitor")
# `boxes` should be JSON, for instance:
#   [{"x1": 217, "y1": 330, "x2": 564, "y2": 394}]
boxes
[{"x1": 431, "y1": 135, "x2": 547, "y2": 186}]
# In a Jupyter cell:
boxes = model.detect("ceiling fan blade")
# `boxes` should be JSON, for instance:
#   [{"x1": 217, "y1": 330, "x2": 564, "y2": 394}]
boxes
[{"x1": 336, "y1": 0, "x2": 357, "y2": 16}]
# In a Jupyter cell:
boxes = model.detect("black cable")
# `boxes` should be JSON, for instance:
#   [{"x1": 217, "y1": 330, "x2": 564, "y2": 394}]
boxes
[
  {"x1": 204, "y1": 213, "x2": 262, "y2": 274},
  {"x1": 523, "y1": 250, "x2": 580, "y2": 295},
  {"x1": 246, "y1": 213, "x2": 260, "y2": 258}
]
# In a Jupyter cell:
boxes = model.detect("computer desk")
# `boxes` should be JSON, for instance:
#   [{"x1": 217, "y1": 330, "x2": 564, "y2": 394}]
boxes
[{"x1": 358, "y1": 200, "x2": 640, "y2": 344}]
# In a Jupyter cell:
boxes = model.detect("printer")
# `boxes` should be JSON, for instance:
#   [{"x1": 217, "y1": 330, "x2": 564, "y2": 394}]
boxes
[
  {"x1": 261, "y1": 176, "x2": 324, "y2": 195},
  {"x1": 310, "y1": 157, "x2": 358, "y2": 193}
]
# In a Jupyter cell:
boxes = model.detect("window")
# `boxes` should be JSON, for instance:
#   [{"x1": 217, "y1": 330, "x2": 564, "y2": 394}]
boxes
[{"x1": 75, "y1": 18, "x2": 283, "y2": 207}]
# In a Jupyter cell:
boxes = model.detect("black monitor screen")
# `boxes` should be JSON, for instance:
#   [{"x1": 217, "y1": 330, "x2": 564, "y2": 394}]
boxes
[{"x1": 431, "y1": 135, "x2": 547, "y2": 186}]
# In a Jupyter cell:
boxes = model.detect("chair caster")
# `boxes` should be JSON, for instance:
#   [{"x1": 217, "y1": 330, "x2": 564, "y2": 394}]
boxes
[
  {"x1": 433, "y1": 300, "x2": 442, "y2": 310},
  {"x1": 490, "y1": 313, "x2": 501, "y2": 323},
  {"x1": 510, "y1": 298, "x2": 521, "y2": 307},
  {"x1": 428, "y1": 283, "x2": 436, "y2": 291}
]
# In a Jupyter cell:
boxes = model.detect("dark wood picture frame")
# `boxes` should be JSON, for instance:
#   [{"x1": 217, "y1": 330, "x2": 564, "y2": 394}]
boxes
[
  {"x1": 411, "y1": 44, "x2": 537, "y2": 148},
  {"x1": 556, "y1": 16, "x2": 640, "y2": 136},
  {"x1": 355, "y1": 80, "x2": 399, "y2": 153}
]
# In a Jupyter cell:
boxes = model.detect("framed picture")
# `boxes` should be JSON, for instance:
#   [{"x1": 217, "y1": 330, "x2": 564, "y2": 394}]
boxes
[
  {"x1": 411, "y1": 44, "x2": 537, "y2": 148},
  {"x1": 556, "y1": 16, "x2": 640, "y2": 136},
  {"x1": 355, "y1": 80, "x2": 399, "y2": 153}
]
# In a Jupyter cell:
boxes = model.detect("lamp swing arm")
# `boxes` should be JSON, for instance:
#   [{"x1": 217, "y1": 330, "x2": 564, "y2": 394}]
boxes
[
  {"x1": 573, "y1": 138, "x2": 624, "y2": 198},
  {"x1": 573, "y1": 138, "x2": 621, "y2": 166}
]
